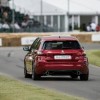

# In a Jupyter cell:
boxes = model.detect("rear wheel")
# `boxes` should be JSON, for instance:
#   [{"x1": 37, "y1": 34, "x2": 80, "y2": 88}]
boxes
[
  {"x1": 24, "y1": 67, "x2": 32, "y2": 78},
  {"x1": 32, "y1": 69, "x2": 41, "y2": 80},
  {"x1": 80, "y1": 74, "x2": 89, "y2": 81}
]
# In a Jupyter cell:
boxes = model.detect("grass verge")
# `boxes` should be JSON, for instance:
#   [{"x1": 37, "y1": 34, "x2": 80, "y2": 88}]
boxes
[
  {"x1": 0, "y1": 75, "x2": 85, "y2": 100},
  {"x1": 86, "y1": 50, "x2": 100, "y2": 67}
]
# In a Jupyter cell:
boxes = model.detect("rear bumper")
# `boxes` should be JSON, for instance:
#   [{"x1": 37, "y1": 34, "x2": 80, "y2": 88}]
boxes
[
  {"x1": 44, "y1": 70, "x2": 81, "y2": 76},
  {"x1": 35, "y1": 61, "x2": 89, "y2": 75}
]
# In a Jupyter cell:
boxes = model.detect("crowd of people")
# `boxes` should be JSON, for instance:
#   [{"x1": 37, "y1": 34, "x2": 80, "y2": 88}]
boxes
[
  {"x1": 79, "y1": 22, "x2": 100, "y2": 32},
  {"x1": 86, "y1": 22, "x2": 100, "y2": 32},
  {"x1": 1, "y1": 3, "x2": 100, "y2": 33},
  {"x1": 0, "y1": 4, "x2": 43, "y2": 33}
]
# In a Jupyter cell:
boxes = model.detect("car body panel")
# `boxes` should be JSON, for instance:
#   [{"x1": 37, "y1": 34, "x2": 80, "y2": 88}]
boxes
[{"x1": 23, "y1": 36, "x2": 89, "y2": 79}]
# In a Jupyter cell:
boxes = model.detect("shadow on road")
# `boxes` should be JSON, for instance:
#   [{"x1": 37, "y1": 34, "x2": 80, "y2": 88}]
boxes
[{"x1": 40, "y1": 77, "x2": 81, "y2": 81}]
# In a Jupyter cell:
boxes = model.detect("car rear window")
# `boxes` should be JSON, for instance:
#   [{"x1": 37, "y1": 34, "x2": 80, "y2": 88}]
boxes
[{"x1": 42, "y1": 41, "x2": 81, "y2": 50}]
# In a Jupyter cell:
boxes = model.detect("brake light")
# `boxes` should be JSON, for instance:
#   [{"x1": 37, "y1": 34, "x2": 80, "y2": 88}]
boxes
[
  {"x1": 75, "y1": 51, "x2": 88, "y2": 64},
  {"x1": 36, "y1": 51, "x2": 46, "y2": 61},
  {"x1": 75, "y1": 51, "x2": 86, "y2": 60},
  {"x1": 77, "y1": 51, "x2": 86, "y2": 56}
]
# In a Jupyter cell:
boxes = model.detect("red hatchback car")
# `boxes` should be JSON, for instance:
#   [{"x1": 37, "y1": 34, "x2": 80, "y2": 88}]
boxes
[{"x1": 23, "y1": 36, "x2": 89, "y2": 81}]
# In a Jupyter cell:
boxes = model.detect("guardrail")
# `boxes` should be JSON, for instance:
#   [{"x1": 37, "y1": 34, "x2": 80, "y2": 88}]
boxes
[{"x1": 0, "y1": 32, "x2": 100, "y2": 47}]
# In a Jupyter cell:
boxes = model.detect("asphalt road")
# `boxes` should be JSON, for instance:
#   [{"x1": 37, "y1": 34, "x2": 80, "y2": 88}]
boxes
[{"x1": 0, "y1": 43, "x2": 100, "y2": 100}]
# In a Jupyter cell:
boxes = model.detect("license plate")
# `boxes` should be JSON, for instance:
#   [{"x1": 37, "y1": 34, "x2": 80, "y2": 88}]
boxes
[{"x1": 54, "y1": 55, "x2": 71, "y2": 60}]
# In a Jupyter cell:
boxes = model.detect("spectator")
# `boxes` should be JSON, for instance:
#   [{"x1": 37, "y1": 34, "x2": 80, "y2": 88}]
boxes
[
  {"x1": 2, "y1": 11, "x2": 8, "y2": 21},
  {"x1": 21, "y1": 20, "x2": 28, "y2": 28},
  {"x1": 90, "y1": 22, "x2": 96, "y2": 31},
  {"x1": 86, "y1": 23, "x2": 91, "y2": 32},
  {"x1": 24, "y1": 15, "x2": 29, "y2": 21},
  {"x1": 2, "y1": 21, "x2": 10, "y2": 32},
  {"x1": 96, "y1": 24, "x2": 100, "y2": 32},
  {"x1": 14, "y1": 22, "x2": 21, "y2": 30},
  {"x1": 10, "y1": 22, "x2": 21, "y2": 32}
]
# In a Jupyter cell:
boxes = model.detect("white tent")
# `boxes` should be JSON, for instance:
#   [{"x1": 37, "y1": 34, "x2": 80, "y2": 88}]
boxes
[
  {"x1": 9, "y1": 0, "x2": 65, "y2": 15},
  {"x1": 69, "y1": 0, "x2": 100, "y2": 15},
  {"x1": 44, "y1": 0, "x2": 100, "y2": 15},
  {"x1": 9, "y1": 0, "x2": 100, "y2": 15},
  {"x1": 9, "y1": 0, "x2": 100, "y2": 32}
]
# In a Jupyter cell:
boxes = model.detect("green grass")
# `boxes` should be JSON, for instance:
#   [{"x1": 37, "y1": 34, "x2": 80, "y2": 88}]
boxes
[
  {"x1": 0, "y1": 75, "x2": 85, "y2": 100},
  {"x1": 86, "y1": 50, "x2": 100, "y2": 67}
]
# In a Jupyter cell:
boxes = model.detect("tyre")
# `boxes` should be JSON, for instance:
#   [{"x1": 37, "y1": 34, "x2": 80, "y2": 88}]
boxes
[
  {"x1": 32, "y1": 68, "x2": 41, "y2": 80},
  {"x1": 80, "y1": 74, "x2": 89, "y2": 81},
  {"x1": 24, "y1": 67, "x2": 32, "y2": 78},
  {"x1": 71, "y1": 74, "x2": 78, "y2": 79}
]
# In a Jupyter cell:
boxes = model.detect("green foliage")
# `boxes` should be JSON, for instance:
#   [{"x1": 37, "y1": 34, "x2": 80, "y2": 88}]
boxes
[
  {"x1": 86, "y1": 50, "x2": 100, "y2": 67},
  {"x1": 0, "y1": 75, "x2": 85, "y2": 100}
]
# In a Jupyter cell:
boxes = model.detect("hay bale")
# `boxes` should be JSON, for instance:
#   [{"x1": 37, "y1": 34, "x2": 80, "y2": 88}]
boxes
[{"x1": 72, "y1": 34, "x2": 92, "y2": 43}]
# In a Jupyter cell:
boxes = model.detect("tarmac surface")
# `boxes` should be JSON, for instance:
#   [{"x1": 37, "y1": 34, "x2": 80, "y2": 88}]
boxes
[{"x1": 0, "y1": 43, "x2": 100, "y2": 100}]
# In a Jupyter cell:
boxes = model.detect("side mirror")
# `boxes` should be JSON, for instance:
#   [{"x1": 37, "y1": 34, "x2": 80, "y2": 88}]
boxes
[{"x1": 23, "y1": 46, "x2": 30, "y2": 51}]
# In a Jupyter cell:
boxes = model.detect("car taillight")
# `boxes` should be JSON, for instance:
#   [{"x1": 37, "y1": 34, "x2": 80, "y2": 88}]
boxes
[
  {"x1": 77, "y1": 51, "x2": 86, "y2": 56},
  {"x1": 36, "y1": 51, "x2": 46, "y2": 61},
  {"x1": 75, "y1": 51, "x2": 86, "y2": 60},
  {"x1": 75, "y1": 51, "x2": 88, "y2": 64}
]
